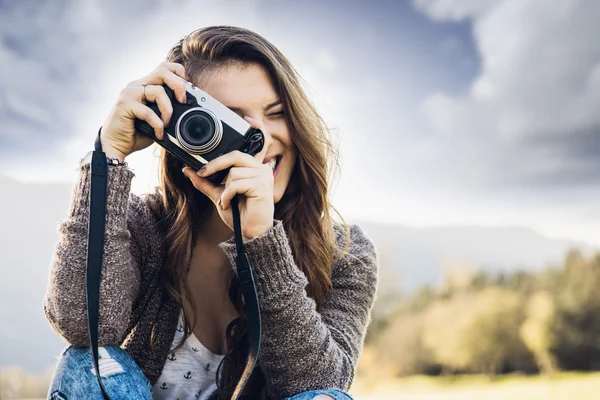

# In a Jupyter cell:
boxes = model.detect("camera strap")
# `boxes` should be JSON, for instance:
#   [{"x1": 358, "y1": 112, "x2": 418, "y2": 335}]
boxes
[
  {"x1": 230, "y1": 196, "x2": 262, "y2": 400},
  {"x1": 86, "y1": 130, "x2": 112, "y2": 400},
  {"x1": 86, "y1": 129, "x2": 261, "y2": 400}
]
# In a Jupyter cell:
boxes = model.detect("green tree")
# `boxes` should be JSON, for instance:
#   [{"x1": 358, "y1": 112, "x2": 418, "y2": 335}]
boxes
[
  {"x1": 519, "y1": 291, "x2": 557, "y2": 374},
  {"x1": 549, "y1": 250, "x2": 600, "y2": 370},
  {"x1": 423, "y1": 288, "x2": 533, "y2": 376}
]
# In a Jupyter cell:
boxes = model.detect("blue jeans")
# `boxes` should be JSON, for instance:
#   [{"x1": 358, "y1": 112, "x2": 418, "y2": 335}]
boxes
[{"x1": 48, "y1": 346, "x2": 354, "y2": 400}]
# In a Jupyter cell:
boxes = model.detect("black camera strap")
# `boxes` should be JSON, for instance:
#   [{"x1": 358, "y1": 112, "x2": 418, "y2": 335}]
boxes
[
  {"x1": 230, "y1": 196, "x2": 262, "y2": 400},
  {"x1": 86, "y1": 129, "x2": 261, "y2": 400},
  {"x1": 86, "y1": 131, "x2": 112, "y2": 400}
]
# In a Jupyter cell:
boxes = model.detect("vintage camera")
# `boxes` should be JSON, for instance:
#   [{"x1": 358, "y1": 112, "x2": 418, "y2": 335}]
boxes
[{"x1": 134, "y1": 80, "x2": 265, "y2": 185}]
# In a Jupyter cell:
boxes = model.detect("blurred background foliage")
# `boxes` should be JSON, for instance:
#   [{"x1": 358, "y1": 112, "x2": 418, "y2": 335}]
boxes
[{"x1": 362, "y1": 249, "x2": 600, "y2": 381}]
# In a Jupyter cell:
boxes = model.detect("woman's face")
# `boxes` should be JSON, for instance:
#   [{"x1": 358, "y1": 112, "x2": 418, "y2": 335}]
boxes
[{"x1": 200, "y1": 62, "x2": 297, "y2": 204}]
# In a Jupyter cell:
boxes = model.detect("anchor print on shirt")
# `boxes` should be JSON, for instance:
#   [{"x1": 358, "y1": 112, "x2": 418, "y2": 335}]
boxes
[
  {"x1": 195, "y1": 390, "x2": 202, "y2": 399},
  {"x1": 160, "y1": 382, "x2": 168, "y2": 390},
  {"x1": 204, "y1": 364, "x2": 211, "y2": 372},
  {"x1": 192, "y1": 347, "x2": 199, "y2": 352},
  {"x1": 167, "y1": 353, "x2": 177, "y2": 361},
  {"x1": 177, "y1": 325, "x2": 184, "y2": 333},
  {"x1": 184, "y1": 371, "x2": 192, "y2": 379}
]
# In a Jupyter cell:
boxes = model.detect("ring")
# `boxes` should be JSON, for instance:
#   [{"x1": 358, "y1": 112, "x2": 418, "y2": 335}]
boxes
[{"x1": 141, "y1": 82, "x2": 147, "y2": 103}]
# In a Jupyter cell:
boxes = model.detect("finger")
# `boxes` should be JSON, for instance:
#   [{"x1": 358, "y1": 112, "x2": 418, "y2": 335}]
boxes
[
  {"x1": 220, "y1": 178, "x2": 263, "y2": 210},
  {"x1": 158, "y1": 61, "x2": 189, "y2": 81},
  {"x1": 148, "y1": 85, "x2": 173, "y2": 127},
  {"x1": 142, "y1": 66, "x2": 188, "y2": 104},
  {"x1": 127, "y1": 84, "x2": 173, "y2": 127},
  {"x1": 182, "y1": 167, "x2": 222, "y2": 204},
  {"x1": 197, "y1": 150, "x2": 262, "y2": 178},
  {"x1": 223, "y1": 167, "x2": 263, "y2": 187},
  {"x1": 125, "y1": 100, "x2": 165, "y2": 140}
]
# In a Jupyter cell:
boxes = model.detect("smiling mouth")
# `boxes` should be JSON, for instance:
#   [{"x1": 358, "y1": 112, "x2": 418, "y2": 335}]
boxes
[{"x1": 267, "y1": 156, "x2": 281, "y2": 172}]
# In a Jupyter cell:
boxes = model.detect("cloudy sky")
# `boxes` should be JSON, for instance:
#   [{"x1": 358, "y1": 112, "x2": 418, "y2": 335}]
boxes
[{"x1": 1, "y1": 0, "x2": 599, "y2": 245}]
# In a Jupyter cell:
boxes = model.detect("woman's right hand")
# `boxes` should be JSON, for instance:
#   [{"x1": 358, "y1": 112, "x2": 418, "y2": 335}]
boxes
[{"x1": 100, "y1": 61, "x2": 190, "y2": 161}]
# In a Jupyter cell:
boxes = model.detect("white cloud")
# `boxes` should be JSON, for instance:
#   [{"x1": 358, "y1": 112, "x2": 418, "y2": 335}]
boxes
[{"x1": 416, "y1": 0, "x2": 600, "y2": 187}]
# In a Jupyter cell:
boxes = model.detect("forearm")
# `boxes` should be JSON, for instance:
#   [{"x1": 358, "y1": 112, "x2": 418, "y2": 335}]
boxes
[{"x1": 43, "y1": 164, "x2": 141, "y2": 346}]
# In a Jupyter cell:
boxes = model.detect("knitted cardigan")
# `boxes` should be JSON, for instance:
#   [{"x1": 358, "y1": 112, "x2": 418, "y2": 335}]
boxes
[{"x1": 43, "y1": 164, "x2": 379, "y2": 399}]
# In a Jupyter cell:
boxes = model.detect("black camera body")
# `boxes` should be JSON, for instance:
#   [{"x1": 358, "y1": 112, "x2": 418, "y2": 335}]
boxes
[{"x1": 134, "y1": 80, "x2": 265, "y2": 185}]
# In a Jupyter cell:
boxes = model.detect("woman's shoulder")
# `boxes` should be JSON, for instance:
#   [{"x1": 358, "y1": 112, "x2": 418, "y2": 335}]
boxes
[
  {"x1": 332, "y1": 221, "x2": 376, "y2": 253},
  {"x1": 331, "y1": 221, "x2": 378, "y2": 276},
  {"x1": 326, "y1": 221, "x2": 379, "y2": 318}
]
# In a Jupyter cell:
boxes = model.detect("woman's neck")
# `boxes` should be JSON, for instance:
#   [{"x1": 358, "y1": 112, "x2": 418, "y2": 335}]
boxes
[
  {"x1": 188, "y1": 205, "x2": 234, "y2": 284},
  {"x1": 195, "y1": 205, "x2": 234, "y2": 248}
]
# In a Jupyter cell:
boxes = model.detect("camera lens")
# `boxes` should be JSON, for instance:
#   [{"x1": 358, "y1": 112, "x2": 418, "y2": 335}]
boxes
[
  {"x1": 176, "y1": 108, "x2": 223, "y2": 154},
  {"x1": 181, "y1": 113, "x2": 214, "y2": 146}
]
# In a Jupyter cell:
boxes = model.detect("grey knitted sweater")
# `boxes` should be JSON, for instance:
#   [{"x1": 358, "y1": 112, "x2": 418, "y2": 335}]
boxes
[{"x1": 43, "y1": 164, "x2": 379, "y2": 399}]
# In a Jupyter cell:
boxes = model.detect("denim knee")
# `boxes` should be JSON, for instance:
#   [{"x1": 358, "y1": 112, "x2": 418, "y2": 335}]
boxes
[
  {"x1": 47, "y1": 345, "x2": 151, "y2": 400},
  {"x1": 284, "y1": 388, "x2": 354, "y2": 400}
]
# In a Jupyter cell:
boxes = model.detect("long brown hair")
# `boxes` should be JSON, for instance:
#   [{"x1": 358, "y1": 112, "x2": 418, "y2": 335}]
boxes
[{"x1": 154, "y1": 26, "x2": 351, "y2": 399}]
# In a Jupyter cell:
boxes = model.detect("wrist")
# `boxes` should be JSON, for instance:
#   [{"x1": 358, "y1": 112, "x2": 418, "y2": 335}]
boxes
[
  {"x1": 243, "y1": 220, "x2": 276, "y2": 241},
  {"x1": 103, "y1": 146, "x2": 127, "y2": 162},
  {"x1": 100, "y1": 134, "x2": 127, "y2": 162},
  {"x1": 80, "y1": 151, "x2": 128, "y2": 168}
]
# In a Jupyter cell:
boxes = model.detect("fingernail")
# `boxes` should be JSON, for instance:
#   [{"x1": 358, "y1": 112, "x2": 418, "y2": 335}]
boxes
[{"x1": 197, "y1": 166, "x2": 207, "y2": 176}]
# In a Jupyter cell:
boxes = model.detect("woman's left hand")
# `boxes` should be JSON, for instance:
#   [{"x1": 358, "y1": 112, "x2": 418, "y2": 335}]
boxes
[{"x1": 182, "y1": 116, "x2": 275, "y2": 240}]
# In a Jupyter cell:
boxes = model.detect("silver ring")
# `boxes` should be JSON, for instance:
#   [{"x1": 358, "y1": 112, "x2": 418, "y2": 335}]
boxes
[{"x1": 141, "y1": 82, "x2": 147, "y2": 103}]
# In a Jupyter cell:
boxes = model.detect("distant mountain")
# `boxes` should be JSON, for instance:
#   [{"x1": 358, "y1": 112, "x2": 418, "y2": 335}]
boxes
[
  {"x1": 358, "y1": 222, "x2": 596, "y2": 306},
  {"x1": 1, "y1": 175, "x2": 596, "y2": 373}
]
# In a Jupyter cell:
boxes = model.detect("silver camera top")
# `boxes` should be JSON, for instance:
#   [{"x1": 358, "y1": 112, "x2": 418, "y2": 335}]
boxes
[{"x1": 183, "y1": 80, "x2": 252, "y2": 136}]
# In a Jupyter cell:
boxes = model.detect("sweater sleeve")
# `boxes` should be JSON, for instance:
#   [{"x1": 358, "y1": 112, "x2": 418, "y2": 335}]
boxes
[
  {"x1": 43, "y1": 163, "x2": 149, "y2": 347},
  {"x1": 218, "y1": 221, "x2": 379, "y2": 398}
]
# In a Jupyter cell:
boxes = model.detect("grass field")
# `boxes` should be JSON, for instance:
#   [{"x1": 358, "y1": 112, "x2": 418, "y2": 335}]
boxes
[
  {"x1": 3, "y1": 369, "x2": 600, "y2": 399},
  {"x1": 349, "y1": 372, "x2": 600, "y2": 400}
]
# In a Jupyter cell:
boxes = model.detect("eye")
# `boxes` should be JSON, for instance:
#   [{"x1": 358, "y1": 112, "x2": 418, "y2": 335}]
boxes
[{"x1": 267, "y1": 110, "x2": 285, "y2": 118}]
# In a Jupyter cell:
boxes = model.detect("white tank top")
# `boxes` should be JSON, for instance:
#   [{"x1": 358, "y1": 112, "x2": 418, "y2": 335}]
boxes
[{"x1": 152, "y1": 311, "x2": 225, "y2": 400}]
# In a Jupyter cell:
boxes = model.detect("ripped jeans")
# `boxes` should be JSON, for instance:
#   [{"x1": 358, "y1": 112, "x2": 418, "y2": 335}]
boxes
[{"x1": 48, "y1": 346, "x2": 354, "y2": 400}]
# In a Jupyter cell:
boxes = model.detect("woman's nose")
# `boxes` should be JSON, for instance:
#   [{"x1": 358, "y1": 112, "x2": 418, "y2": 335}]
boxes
[{"x1": 262, "y1": 127, "x2": 274, "y2": 149}]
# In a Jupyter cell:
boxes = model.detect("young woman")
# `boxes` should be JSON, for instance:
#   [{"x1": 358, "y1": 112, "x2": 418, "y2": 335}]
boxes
[{"x1": 44, "y1": 26, "x2": 378, "y2": 400}]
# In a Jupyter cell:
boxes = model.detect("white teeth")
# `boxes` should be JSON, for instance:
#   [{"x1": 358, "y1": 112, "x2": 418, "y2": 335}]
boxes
[{"x1": 268, "y1": 157, "x2": 277, "y2": 171}]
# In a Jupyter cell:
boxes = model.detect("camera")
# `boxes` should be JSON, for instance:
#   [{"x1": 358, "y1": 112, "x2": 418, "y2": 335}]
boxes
[{"x1": 134, "y1": 80, "x2": 265, "y2": 185}]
